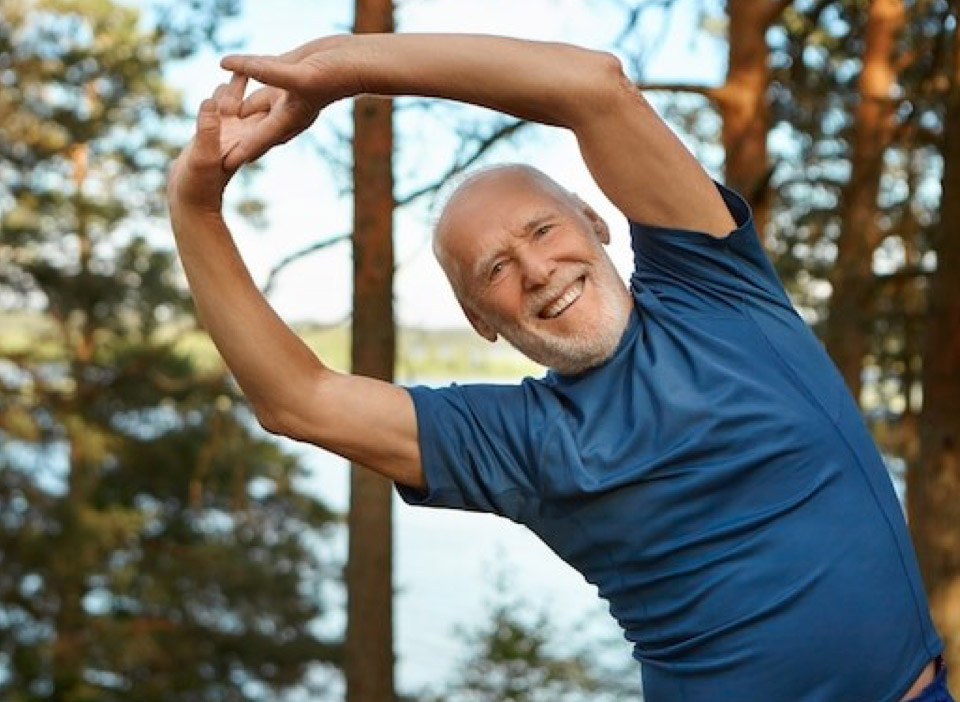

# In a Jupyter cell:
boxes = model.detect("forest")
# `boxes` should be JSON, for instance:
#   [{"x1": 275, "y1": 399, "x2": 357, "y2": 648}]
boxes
[{"x1": 0, "y1": 0, "x2": 957, "y2": 699}]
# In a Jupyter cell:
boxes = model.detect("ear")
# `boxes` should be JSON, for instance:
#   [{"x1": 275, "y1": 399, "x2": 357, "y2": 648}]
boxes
[
  {"x1": 572, "y1": 195, "x2": 611, "y2": 245},
  {"x1": 461, "y1": 302, "x2": 498, "y2": 342}
]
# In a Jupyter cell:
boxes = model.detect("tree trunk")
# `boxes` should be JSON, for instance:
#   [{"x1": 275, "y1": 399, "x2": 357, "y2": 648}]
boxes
[
  {"x1": 721, "y1": 0, "x2": 783, "y2": 234},
  {"x1": 909, "y1": 2, "x2": 960, "y2": 691},
  {"x1": 824, "y1": 0, "x2": 904, "y2": 401},
  {"x1": 52, "y1": 144, "x2": 96, "y2": 701},
  {"x1": 345, "y1": 0, "x2": 397, "y2": 700}
]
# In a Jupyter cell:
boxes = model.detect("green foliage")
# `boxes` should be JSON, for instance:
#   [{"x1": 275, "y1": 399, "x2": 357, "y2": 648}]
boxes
[
  {"x1": 766, "y1": 0, "x2": 953, "y2": 433},
  {"x1": 424, "y1": 573, "x2": 637, "y2": 702},
  {"x1": 0, "y1": 1, "x2": 340, "y2": 699}
]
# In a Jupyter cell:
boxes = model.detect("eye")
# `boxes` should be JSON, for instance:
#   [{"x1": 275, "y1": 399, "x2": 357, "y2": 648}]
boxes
[
  {"x1": 534, "y1": 223, "x2": 553, "y2": 238},
  {"x1": 490, "y1": 261, "x2": 506, "y2": 279}
]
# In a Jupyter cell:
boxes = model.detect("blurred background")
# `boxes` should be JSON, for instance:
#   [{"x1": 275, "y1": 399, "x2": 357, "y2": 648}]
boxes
[{"x1": 0, "y1": 0, "x2": 957, "y2": 699}]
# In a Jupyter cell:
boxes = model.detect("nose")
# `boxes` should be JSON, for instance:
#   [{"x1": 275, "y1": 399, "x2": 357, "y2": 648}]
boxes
[{"x1": 520, "y1": 253, "x2": 555, "y2": 290}]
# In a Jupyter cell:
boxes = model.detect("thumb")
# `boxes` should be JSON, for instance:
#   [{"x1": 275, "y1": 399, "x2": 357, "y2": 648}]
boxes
[
  {"x1": 220, "y1": 54, "x2": 304, "y2": 91},
  {"x1": 192, "y1": 98, "x2": 221, "y2": 165}
]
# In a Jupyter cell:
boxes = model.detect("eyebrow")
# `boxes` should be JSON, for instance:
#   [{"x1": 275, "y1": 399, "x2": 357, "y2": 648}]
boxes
[{"x1": 472, "y1": 210, "x2": 558, "y2": 282}]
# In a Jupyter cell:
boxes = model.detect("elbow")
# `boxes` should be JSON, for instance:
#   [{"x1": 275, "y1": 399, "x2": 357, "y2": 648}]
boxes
[
  {"x1": 255, "y1": 403, "x2": 314, "y2": 442},
  {"x1": 253, "y1": 404, "x2": 288, "y2": 438},
  {"x1": 250, "y1": 367, "x2": 333, "y2": 442},
  {"x1": 249, "y1": 390, "x2": 306, "y2": 439},
  {"x1": 596, "y1": 49, "x2": 636, "y2": 91},
  {"x1": 566, "y1": 49, "x2": 645, "y2": 124}
]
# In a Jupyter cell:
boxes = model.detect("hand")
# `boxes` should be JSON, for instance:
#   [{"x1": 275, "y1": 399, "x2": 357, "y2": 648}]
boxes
[
  {"x1": 167, "y1": 74, "x2": 264, "y2": 216},
  {"x1": 219, "y1": 36, "x2": 358, "y2": 170},
  {"x1": 218, "y1": 83, "x2": 322, "y2": 171}
]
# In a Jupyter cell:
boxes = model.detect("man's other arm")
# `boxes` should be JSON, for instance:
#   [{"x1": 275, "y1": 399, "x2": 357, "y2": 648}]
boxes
[
  {"x1": 167, "y1": 82, "x2": 424, "y2": 490},
  {"x1": 222, "y1": 34, "x2": 735, "y2": 237}
]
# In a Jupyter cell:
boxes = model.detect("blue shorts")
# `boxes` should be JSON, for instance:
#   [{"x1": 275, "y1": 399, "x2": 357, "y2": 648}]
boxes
[{"x1": 906, "y1": 657, "x2": 954, "y2": 702}]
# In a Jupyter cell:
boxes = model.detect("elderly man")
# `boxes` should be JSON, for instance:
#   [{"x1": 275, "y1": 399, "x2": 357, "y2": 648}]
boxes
[{"x1": 167, "y1": 33, "x2": 949, "y2": 701}]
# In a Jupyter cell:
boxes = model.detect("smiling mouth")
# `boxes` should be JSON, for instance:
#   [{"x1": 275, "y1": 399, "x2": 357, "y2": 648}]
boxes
[{"x1": 539, "y1": 277, "x2": 585, "y2": 319}]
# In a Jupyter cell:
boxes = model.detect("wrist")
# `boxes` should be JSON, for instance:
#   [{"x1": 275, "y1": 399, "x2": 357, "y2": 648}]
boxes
[
  {"x1": 168, "y1": 197, "x2": 226, "y2": 231},
  {"x1": 301, "y1": 34, "x2": 368, "y2": 101},
  {"x1": 167, "y1": 169, "x2": 228, "y2": 224}
]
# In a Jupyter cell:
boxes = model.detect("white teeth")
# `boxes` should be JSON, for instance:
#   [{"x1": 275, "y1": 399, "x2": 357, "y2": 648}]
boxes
[{"x1": 542, "y1": 279, "x2": 584, "y2": 318}]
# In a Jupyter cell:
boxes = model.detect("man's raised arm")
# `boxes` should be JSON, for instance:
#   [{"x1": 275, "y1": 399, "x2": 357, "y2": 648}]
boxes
[
  {"x1": 222, "y1": 33, "x2": 735, "y2": 237},
  {"x1": 167, "y1": 78, "x2": 423, "y2": 490}
]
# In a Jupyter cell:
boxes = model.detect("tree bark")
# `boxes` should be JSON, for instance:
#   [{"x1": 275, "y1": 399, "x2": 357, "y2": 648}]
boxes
[
  {"x1": 909, "y1": 1, "x2": 960, "y2": 691},
  {"x1": 345, "y1": 1, "x2": 397, "y2": 701},
  {"x1": 824, "y1": 0, "x2": 904, "y2": 401},
  {"x1": 720, "y1": 0, "x2": 787, "y2": 235}
]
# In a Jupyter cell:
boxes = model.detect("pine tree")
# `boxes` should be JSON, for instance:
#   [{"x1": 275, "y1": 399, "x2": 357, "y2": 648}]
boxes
[
  {"x1": 424, "y1": 572, "x2": 636, "y2": 702},
  {"x1": 0, "y1": 2, "x2": 340, "y2": 699}
]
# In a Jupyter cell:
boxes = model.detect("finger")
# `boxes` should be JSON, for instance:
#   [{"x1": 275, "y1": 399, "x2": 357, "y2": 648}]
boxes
[
  {"x1": 239, "y1": 86, "x2": 275, "y2": 118},
  {"x1": 223, "y1": 111, "x2": 290, "y2": 170},
  {"x1": 222, "y1": 112, "x2": 268, "y2": 170},
  {"x1": 220, "y1": 54, "x2": 305, "y2": 91},
  {"x1": 227, "y1": 71, "x2": 248, "y2": 100},
  {"x1": 211, "y1": 82, "x2": 233, "y2": 119},
  {"x1": 218, "y1": 73, "x2": 247, "y2": 118},
  {"x1": 192, "y1": 99, "x2": 221, "y2": 166}
]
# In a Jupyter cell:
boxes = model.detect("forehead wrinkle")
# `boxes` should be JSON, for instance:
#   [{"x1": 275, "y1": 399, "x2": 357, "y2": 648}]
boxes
[
  {"x1": 469, "y1": 207, "x2": 562, "y2": 284},
  {"x1": 518, "y1": 209, "x2": 559, "y2": 235}
]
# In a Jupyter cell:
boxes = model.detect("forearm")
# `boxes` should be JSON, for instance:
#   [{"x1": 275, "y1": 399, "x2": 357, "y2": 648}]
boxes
[
  {"x1": 339, "y1": 34, "x2": 622, "y2": 128},
  {"x1": 170, "y1": 206, "x2": 324, "y2": 431}
]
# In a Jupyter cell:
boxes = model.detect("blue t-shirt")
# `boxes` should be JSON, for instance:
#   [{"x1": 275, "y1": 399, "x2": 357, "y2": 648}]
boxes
[{"x1": 397, "y1": 183, "x2": 942, "y2": 701}]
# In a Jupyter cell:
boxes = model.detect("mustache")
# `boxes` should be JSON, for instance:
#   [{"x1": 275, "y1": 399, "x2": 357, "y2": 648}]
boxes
[{"x1": 525, "y1": 265, "x2": 589, "y2": 316}]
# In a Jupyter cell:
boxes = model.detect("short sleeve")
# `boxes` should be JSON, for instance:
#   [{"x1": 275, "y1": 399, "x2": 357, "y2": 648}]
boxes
[
  {"x1": 632, "y1": 181, "x2": 850, "y2": 421},
  {"x1": 395, "y1": 381, "x2": 544, "y2": 522},
  {"x1": 630, "y1": 182, "x2": 794, "y2": 317}
]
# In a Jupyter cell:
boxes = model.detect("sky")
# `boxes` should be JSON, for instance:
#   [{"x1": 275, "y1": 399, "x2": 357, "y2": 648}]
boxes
[{"x1": 162, "y1": 0, "x2": 729, "y2": 331}]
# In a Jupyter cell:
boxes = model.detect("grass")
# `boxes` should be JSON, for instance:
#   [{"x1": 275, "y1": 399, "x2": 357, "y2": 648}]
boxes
[{"x1": 0, "y1": 312, "x2": 542, "y2": 382}]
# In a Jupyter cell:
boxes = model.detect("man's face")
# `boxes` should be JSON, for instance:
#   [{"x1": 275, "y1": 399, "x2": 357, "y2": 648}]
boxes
[{"x1": 436, "y1": 168, "x2": 633, "y2": 376}]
